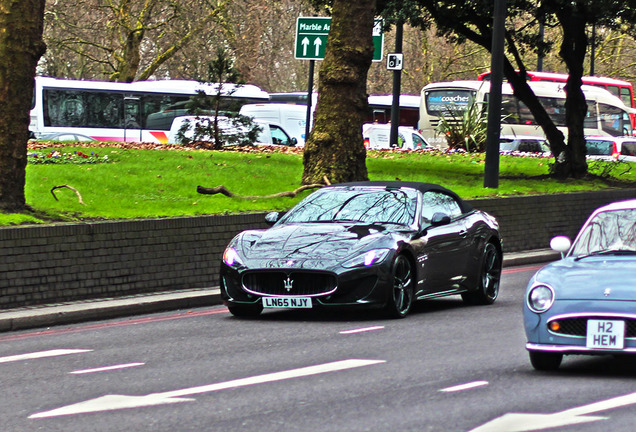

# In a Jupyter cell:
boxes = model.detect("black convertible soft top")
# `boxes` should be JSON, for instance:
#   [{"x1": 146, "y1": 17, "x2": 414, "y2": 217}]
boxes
[{"x1": 327, "y1": 181, "x2": 473, "y2": 213}]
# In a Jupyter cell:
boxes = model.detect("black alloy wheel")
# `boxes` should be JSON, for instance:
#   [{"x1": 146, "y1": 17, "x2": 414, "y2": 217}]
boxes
[
  {"x1": 385, "y1": 254, "x2": 415, "y2": 318},
  {"x1": 462, "y1": 242, "x2": 501, "y2": 305}
]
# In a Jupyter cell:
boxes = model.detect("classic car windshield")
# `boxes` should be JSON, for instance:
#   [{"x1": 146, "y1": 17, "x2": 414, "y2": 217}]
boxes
[
  {"x1": 571, "y1": 209, "x2": 636, "y2": 256},
  {"x1": 280, "y1": 187, "x2": 418, "y2": 226}
]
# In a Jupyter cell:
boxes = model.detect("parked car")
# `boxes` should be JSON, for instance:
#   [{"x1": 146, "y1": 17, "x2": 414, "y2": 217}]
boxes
[
  {"x1": 363, "y1": 123, "x2": 431, "y2": 150},
  {"x1": 220, "y1": 181, "x2": 502, "y2": 318},
  {"x1": 524, "y1": 199, "x2": 636, "y2": 370},
  {"x1": 167, "y1": 115, "x2": 297, "y2": 146},
  {"x1": 34, "y1": 132, "x2": 96, "y2": 142},
  {"x1": 585, "y1": 136, "x2": 636, "y2": 161},
  {"x1": 499, "y1": 135, "x2": 550, "y2": 154}
]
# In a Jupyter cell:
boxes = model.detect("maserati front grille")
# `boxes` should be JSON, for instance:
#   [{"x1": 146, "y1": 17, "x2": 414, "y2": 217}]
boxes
[{"x1": 242, "y1": 271, "x2": 337, "y2": 297}]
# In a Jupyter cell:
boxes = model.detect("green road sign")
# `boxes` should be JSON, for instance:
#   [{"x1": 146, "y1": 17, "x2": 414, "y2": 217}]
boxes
[{"x1": 295, "y1": 17, "x2": 383, "y2": 61}]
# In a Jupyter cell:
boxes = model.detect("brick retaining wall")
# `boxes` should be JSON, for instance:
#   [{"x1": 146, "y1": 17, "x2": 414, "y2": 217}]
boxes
[{"x1": 1, "y1": 188, "x2": 635, "y2": 309}]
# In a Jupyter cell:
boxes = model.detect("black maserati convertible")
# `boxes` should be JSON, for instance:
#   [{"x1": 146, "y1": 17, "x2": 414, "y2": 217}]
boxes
[{"x1": 220, "y1": 181, "x2": 502, "y2": 318}]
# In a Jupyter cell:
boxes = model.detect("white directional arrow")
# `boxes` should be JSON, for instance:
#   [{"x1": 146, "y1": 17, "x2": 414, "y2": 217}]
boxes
[
  {"x1": 30, "y1": 358, "x2": 385, "y2": 419},
  {"x1": 313, "y1": 37, "x2": 322, "y2": 56},
  {"x1": 469, "y1": 391, "x2": 636, "y2": 431},
  {"x1": 301, "y1": 37, "x2": 310, "y2": 56}
]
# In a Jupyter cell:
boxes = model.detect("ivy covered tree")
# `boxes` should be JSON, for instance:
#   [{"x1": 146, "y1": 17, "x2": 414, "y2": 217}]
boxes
[
  {"x1": 302, "y1": 0, "x2": 377, "y2": 185},
  {"x1": 0, "y1": 0, "x2": 46, "y2": 211}
]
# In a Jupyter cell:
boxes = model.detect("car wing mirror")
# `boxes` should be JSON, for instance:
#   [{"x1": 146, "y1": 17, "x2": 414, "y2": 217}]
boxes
[
  {"x1": 550, "y1": 236, "x2": 571, "y2": 258},
  {"x1": 430, "y1": 212, "x2": 451, "y2": 227},
  {"x1": 265, "y1": 212, "x2": 280, "y2": 225}
]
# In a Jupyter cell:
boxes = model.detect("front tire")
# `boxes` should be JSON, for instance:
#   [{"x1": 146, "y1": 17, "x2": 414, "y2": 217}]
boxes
[
  {"x1": 529, "y1": 351, "x2": 563, "y2": 371},
  {"x1": 385, "y1": 254, "x2": 415, "y2": 319},
  {"x1": 227, "y1": 303, "x2": 263, "y2": 318},
  {"x1": 462, "y1": 242, "x2": 501, "y2": 305}
]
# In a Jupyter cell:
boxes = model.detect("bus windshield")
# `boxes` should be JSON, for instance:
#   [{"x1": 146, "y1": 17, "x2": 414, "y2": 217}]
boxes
[{"x1": 425, "y1": 89, "x2": 475, "y2": 116}]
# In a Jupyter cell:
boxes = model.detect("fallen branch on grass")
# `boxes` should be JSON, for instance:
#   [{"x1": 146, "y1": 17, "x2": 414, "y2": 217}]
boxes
[
  {"x1": 197, "y1": 183, "x2": 325, "y2": 199},
  {"x1": 51, "y1": 185, "x2": 85, "y2": 205}
]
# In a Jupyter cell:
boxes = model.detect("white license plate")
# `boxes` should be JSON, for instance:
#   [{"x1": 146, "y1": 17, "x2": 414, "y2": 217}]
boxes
[
  {"x1": 262, "y1": 297, "x2": 312, "y2": 309},
  {"x1": 586, "y1": 319, "x2": 625, "y2": 349}
]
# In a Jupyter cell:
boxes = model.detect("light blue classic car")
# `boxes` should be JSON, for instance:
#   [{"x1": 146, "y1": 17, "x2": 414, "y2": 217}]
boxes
[{"x1": 524, "y1": 199, "x2": 636, "y2": 370}]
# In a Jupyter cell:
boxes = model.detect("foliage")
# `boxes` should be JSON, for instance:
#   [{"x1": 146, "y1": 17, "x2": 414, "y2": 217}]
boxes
[
  {"x1": 40, "y1": 0, "x2": 233, "y2": 82},
  {"x1": 395, "y1": 0, "x2": 636, "y2": 179},
  {"x1": 175, "y1": 48, "x2": 261, "y2": 149},
  {"x1": 27, "y1": 149, "x2": 113, "y2": 164},
  {"x1": 435, "y1": 101, "x2": 487, "y2": 152},
  {"x1": 1, "y1": 144, "x2": 635, "y2": 226}
]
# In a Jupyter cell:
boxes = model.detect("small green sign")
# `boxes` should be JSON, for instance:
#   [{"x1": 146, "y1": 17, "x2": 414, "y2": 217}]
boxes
[{"x1": 295, "y1": 17, "x2": 383, "y2": 61}]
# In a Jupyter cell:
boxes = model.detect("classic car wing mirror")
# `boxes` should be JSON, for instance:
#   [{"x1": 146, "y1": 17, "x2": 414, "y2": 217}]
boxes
[{"x1": 265, "y1": 212, "x2": 280, "y2": 225}]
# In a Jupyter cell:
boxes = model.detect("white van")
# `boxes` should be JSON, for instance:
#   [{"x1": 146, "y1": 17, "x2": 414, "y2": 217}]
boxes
[
  {"x1": 240, "y1": 103, "x2": 312, "y2": 146},
  {"x1": 167, "y1": 116, "x2": 297, "y2": 146},
  {"x1": 362, "y1": 123, "x2": 431, "y2": 150}
]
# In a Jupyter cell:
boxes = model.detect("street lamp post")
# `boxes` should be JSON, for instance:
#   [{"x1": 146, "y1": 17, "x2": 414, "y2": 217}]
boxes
[{"x1": 484, "y1": 0, "x2": 507, "y2": 189}]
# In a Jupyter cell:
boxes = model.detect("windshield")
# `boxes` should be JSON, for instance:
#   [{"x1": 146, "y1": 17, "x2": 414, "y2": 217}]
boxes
[
  {"x1": 425, "y1": 90, "x2": 475, "y2": 116},
  {"x1": 279, "y1": 186, "x2": 418, "y2": 226},
  {"x1": 571, "y1": 209, "x2": 636, "y2": 256}
]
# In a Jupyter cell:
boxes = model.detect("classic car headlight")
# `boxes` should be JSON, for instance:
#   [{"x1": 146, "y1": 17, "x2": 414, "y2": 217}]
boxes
[
  {"x1": 527, "y1": 284, "x2": 555, "y2": 313},
  {"x1": 342, "y1": 249, "x2": 391, "y2": 268},
  {"x1": 223, "y1": 247, "x2": 243, "y2": 267}
]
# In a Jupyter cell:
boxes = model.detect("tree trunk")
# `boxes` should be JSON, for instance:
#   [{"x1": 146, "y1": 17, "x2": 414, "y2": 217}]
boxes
[
  {"x1": 0, "y1": 0, "x2": 46, "y2": 212},
  {"x1": 557, "y1": 5, "x2": 589, "y2": 178},
  {"x1": 301, "y1": 0, "x2": 376, "y2": 185}
]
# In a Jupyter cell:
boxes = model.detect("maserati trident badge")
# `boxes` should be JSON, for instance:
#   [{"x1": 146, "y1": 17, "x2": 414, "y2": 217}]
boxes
[{"x1": 283, "y1": 276, "x2": 294, "y2": 292}]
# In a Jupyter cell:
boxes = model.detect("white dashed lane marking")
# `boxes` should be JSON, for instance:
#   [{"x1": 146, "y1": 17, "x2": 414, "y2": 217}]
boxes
[{"x1": 0, "y1": 349, "x2": 92, "y2": 364}]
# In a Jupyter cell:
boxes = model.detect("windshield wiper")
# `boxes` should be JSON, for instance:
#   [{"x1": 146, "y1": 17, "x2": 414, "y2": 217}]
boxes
[{"x1": 575, "y1": 249, "x2": 636, "y2": 261}]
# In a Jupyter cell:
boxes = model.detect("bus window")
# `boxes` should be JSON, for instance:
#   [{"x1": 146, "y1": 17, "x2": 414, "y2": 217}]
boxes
[
  {"x1": 620, "y1": 87, "x2": 634, "y2": 108},
  {"x1": 605, "y1": 85, "x2": 621, "y2": 98},
  {"x1": 584, "y1": 101, "x2": 598, "y2": 129},
  {"x1": 599, "y1": 103, "x2": 633, "y2": 136}
]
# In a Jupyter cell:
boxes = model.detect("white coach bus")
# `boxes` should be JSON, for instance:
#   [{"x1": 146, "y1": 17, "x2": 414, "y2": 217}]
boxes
[
  {"x1": 419, "y1": 80, "x2": 635, "y2": 148},
  {"x1": 29, "y1": 76, "x2": 269, "y2": 143}
]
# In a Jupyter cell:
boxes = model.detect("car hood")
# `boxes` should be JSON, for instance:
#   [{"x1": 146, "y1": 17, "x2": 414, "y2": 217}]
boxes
[
  {"x1": 235, "y1": 223, "x2": 403, "y2": 269},
  {"x1": 534, "y1": 256, "x2": 636, "y2": 301}
]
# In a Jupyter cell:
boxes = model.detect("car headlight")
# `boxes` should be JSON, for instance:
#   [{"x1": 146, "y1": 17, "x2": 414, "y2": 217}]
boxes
[
  {"x1": 342, "y1": 249, "x2": 391, "y2": 268},
  {"x1": 223, "y1": 247, "x2": 243, "y2": 267},
  {"x1": 527, "y1": 284, "x2": 555, "y2": 313}
]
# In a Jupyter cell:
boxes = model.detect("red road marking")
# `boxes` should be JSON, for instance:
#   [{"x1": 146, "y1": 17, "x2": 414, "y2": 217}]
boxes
[{"x1": 0, "y1": 307, "x2": 229, "y2": 342}]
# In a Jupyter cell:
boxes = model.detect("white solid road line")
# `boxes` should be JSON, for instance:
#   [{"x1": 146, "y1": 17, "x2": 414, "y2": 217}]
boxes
[
  {"x1": 339, "y1": 326, "x2": 385, "y2": 334},
  {"x1": 71, "y1": 363, "x2": 145, "y2": 374},
  {"x1": 30, "y1": 359, "x2": 386, "y2": 419},
  {"x1": 440, "y1": 381, "x2": 489, "y2": 393},
  {"x1": 0, "y1": 349, "x2": 92, "y2": 364}
]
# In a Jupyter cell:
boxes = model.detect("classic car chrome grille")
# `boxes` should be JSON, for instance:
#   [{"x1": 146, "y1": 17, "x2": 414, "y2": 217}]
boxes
[
  {"x1": 242, "y1": 271, "x2": 337, "y2": 297},
  {"x1": 548, "y1": 317, "x2": 636, "y2": 338}
]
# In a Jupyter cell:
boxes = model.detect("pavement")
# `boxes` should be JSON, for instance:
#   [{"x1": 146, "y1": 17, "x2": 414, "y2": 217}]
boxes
[{"x1": 0, "y1": 249, "x2": 560, "y2": 333}]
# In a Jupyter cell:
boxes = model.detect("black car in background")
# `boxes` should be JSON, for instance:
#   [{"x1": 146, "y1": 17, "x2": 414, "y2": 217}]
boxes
[{"x1": 220, "y1": 181, "x2": 502, "y2": 318}]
